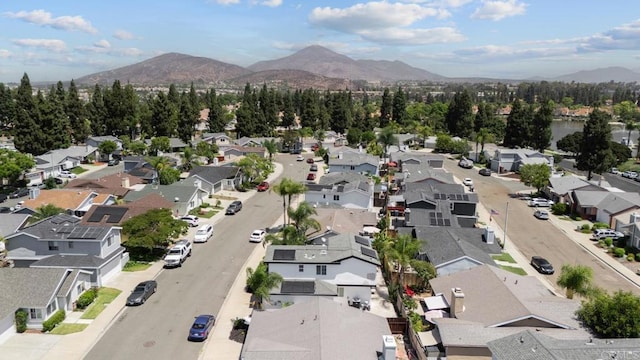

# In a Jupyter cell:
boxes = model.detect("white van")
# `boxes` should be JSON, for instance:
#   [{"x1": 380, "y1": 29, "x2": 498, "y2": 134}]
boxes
[
  {"x1": 592, "y1": 228, "x2": 624, "y2": 240},
  {"x1": 194, "y1": 224, "x2": 214, "y2": 243}
]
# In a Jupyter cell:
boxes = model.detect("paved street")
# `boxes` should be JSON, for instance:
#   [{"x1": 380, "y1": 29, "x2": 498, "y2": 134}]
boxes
[{"x1": 445, "y1": 157, "x2": 640, "y2": 296}]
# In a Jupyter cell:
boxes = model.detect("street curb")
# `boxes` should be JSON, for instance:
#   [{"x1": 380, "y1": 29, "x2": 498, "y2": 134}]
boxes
[{"x1": 577, "y1": 242, "x2": 640, "y2": 288}]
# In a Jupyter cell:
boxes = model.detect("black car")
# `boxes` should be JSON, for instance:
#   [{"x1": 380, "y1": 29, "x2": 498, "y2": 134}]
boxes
[
  {"x1": 530, "y1": 256, "x2": 554, "y2": 275},
  {"x1": 225, "y1": 200, "x2": 243, "y2": 215},
  {"x1": 0, "y1": 206, "x2": 11, "y2": 213},
  {"x1": 126, "y1": 280, "x2": 157, "y2": 306},
  {"x1": 9, "y1": 188, "x2": 29, "y2": 199},
  {"x1": 479, "y1": 168, "x2": 492, "y2": 176}
]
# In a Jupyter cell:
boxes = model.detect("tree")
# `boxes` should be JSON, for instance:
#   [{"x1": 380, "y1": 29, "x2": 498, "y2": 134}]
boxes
[
  {"x1": 287, "y1": 201, "x2": 321, "y2": 240},
  {"x1": 610, "y1": 141, "x2": 632, "y2": 165},
  {"x1": 272, "y1": 178, "x2": 306, "y2": 227},
  {"x1": 30, "y1": 204, "x2": 65, "y2": 223},
  {"x1": 530, "y1": 100, "x2": 554, "y2": 152},
  {"x1": 128, "y1": 140, "x2": 147, "y2": 155},
  {"x1": 177, "y1": 87, "x2": 199, "y2": 144},
  {"x1": 392, "y1": 86, "x2": 407, "y2": 125},
  {"x1": 577, "y1": 290, "x2": 640, "y2": 338},
  {"x1": 195, "y1": 141, "x2": 218, "y2": 164},
  {"x1": 445, "y1": 90, "x2": 474, "y2": 138},
  {"x1": 576, "y1": 108, "x2": 614, "y2": 180},
  {"x1": 206, "y1": 89, "x2": 227, "y2": 132},
  {"x1": 180, "y1": 146, "x2": 198, "y2": 172},
  {"x1": 122, "y1": 209, "x2": 187, "y2": 251},
  {"x1": 158, "y1": 167, "x2": 181, "y2": 185},
  {"x1": 556, "y1": 264, "x2": 594, "y2": 299},
  {"x1": 377, "y1": 127, "x2": 396, "y2": 161},
  {"x1": 503, "y1": 99, "x2": 532, "y2": 148},
  {"x1": 13, "y1": 73, "x2": 47, "y2": 155},
  {"x1": 149, "y1": 136, "x2": 171, "y2": 156},
  {"x1": 556, "y1": 131, "x2": 583, "y2": 156},
  {"x1": 98, "y1": 140, "x2": 118, "y2": 161},
  {"x1": 0, "y1": 149, "x2": 36, "y2": 185},
  {"x1": 379, "y1": 88, "x2": 393, "y2": 127},
  {"x1": 245, "y1": 262, "x2": 283, "y2": 309},
  {"x1": 66, "y1": 80, "x2": 90, "y2": 144},
  {"x1": 386, "y1": 234, "x2": 421, "y2": 287},
  {"x1": 518, "y1": 163, "x2": 551, "y2": 193},
  {"x1": 237, "y1": 153, "x2": 274, "y2": 185},
  {"x1": 263, "y1": 139, "x2": 278, "y2": 161}
]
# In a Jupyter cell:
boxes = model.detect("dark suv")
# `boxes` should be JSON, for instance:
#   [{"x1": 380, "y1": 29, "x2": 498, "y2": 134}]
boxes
[{"x1": 225, "y1": 201, "x2": 243, "y2": 215}]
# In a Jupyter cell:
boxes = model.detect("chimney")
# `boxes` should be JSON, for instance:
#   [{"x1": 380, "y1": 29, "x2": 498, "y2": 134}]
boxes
[
  {"x1": 382, "y1": 335, "x2": 396, "y2": 360},
  {"x1": 451, "y1": 288, "x2": 465, "y2": 318},
  {"x1": 121, "y1": 177, "x2": 130, "y2": 188},
  {"x1": 484, "y1": 227, "x2": 495, "y2": 244},
  {"x1": 338, "y1": 152, "x2": 343, "y2": 159}
]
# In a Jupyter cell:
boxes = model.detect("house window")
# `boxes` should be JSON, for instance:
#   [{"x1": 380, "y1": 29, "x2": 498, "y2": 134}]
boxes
[
  {"x1": 322, "y1": 195, "x2": 326, "y2": 199},
  {"x1": 47, "y1": 301, "x2": 57, "y2": 315},
  {"x1": 298, "y1": 265, "x2": 304, "y2": 272},
  {"x1": 29, "y1": 308, "x2": 43, "y2": 320},
  {"x1": 107, "y1": 236, "x2": 113, "y2": 247},
  {"x1": 316, "y1": 265, "x2": 327, "y2": 275},
  {"x1": 48, "y1": 241, "x2": 59, "y2": 251},
  {"x1": 333, "y1": 195, "x2": 340, "y2": 201},
  {"x1": 350, "y1": 166, "x2": 355, "y2": 170},
  {"x1": 68, "y1": 241, "x2": 74, "y2": 249}
]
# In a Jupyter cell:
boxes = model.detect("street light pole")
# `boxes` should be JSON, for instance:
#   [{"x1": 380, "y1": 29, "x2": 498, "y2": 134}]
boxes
[{"x1": 503, "y1": 202, "x2": 509, "y2": 248}]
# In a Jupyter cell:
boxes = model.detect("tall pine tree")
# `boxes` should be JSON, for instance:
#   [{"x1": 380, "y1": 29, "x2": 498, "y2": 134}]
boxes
[
  {"x1": 207, "y1": 89, "x2": 227, "y2": 132},
  {"x1": 576, "y1": 108, "x2": 614, "y2": 180},
  {"x1": 67, "y1": 80, "x2": 90, "y2": 144},
  {"x1": 445, "y1": 90, "x2": 474, "y2": 138},
  {"x1": 530, "y1": 100, "x2": 554, "y2": 152},
  {"x1": 13, "y1": 73, "x2": 47, "y2": 155}
]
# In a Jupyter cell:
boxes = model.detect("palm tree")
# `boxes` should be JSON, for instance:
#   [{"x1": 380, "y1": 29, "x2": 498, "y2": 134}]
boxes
[
  {"x1": 377, "y1": 127, "x2": 397, "y2": 162},
  {"x1": 30, "y1": 204, "x2": 65, "y2": 223},
  {"x1": 180, "y1": 146, "x2": 198, "y2": 172},
  {"x1": 386, "y1": 234, "x2": 421, "y2": 287},
  {"x1": 245, "y1": 262, "x2": 283, "y2": 309},
  {"x1": 556, "y1": 264, "x2": 594, "y2": 299},
  {"x1": 263, "y1": 139, "x2": 278, "y2": 162},
  {"x1": 287, "y1": 201, "x2": 321, "y2": 239},
  {"x1": 272, "y1": 178, "x2": 307, "y2": 226}
]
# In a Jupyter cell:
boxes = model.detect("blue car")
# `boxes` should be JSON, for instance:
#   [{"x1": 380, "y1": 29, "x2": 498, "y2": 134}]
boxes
[{"x1": 188, "y1": 314, "x2": 216, "y2": 341}]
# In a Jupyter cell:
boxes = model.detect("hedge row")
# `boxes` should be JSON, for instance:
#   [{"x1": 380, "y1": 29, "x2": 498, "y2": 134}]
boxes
[
  {"x1": 42, "y1": 310, "x2": 65, "y2": 332},
  {"x1": 76, "y1": 288, "x2": 98, "y2": 309}
]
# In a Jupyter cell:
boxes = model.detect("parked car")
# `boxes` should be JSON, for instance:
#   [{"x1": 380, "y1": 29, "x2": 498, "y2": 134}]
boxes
[
  {"x1": 0, "y1": 207, "x2": 11, "y2": 213},
  {"x1": 306, "y1": 158, "x2": 315, "y2": 164},
  {"x1": 306, "y1": 173, "x2": 316, "y2": 181},
  {"x1": 533, "y1": 209, "x2": 549, "y2": 220},
  {"x1": 188, "y1": 315, "x2": 216, "y2": 341},
  {"x1": 59, "y1": 170, "x2": 77, "y2": 178},
  {"x1": 9, "y1": 188, "x2": 29, "y2": 199},
  {"x1": 458, "y1": 157, "x2": 473, "y2": 169},
  {"x1": 592, "y1": 228, "x2": 625, "y2": 240},
  {"x1": 0, "y1": 194, "x2": 7, "y2": 203},
  {"x1": 257, "y1": 181, "x2": 270, "y2": 192},
  {"x1": 531, "y1": 256, "x2": 554, "y2": 274},
  {"x1": 108, "y1": 158, "x2": 120, "y2": 166},
  {"x1": 225, "y1": 200, "x2": 243, "y2": 215},
  {"x1": 310, "y1": 164, "x2": 318, "y2": 172},
  {"x1": 528, "y1": 198, "x2": 554, "y2": 207},
  {"x1": 194, "y1": 224, "x2": 214, "y2": 243},
  {"x1": 164, "y1": 240, "x2": 192, "y2": 268},
  {"x1": 478, "y1": 168, "x2": 492, "y2": 176},
  {"x1": 53, "y1": 177, "x2": 64, "y2": 184},
  {"x1": 126, "y1": 280, "x2": 157, "y2": 306},
  {"x1": 180, "y1": 215, "x2": 199, "y2": 227},
  {"x1": 296, "y1": 155, "x2": 304, "y2": 162},
  {"x1": 609, "y1": 167, "x2": 620, "y2": 175},
  {"x1": 249, "y1": 229, "x2": 266, "y2": 243},
  {"x1": 622, "y1": 171, "x2": 638, "y2": 179},
  {"x1": 462, "y1": 178, "x2": 473, "y2": 187}
]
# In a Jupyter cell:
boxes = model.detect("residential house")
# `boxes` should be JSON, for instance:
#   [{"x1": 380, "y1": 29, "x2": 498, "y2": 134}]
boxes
[
  {"x1": 490, "y1": 148, "x2": 553, "y2": 173},
  {"x1": 327, "y1": 152, "x2": 379, "y2": 176},
  {"x1": 123, "y1": 156, "x2": 158, "y2": 184},
  {"x1": 0, "y1": 213, "x2": 31, "y2": 238},
  {"x1": 122, "y1": 183, "x2": 208, "y2": 216},
  {"x1": 313, "y1": 208, "x2": 379, "y2": 238},
  {"x1": 65, "y1": 173, "x2": 145, "y2": 198},
  {"x1": 544, "y1": 175, "x2": 602, "y2": 205},
  {"x1": 5, "y1": 214, "x2": 126, "y2": 286},
  {"x1": 21, "y1": 189, "x2": 116, "y2": 218},
  {"x1": 0, "y1": 268, "x2": 92, "y2": 341},
  {"x1": 613, "y1": 211, "x2": 640, "y2": 248},
  {"x1": 400, "y1": 182, "x2": 479, "y2": 228},
  {"x1": 187, "y1": 165, "x2": 242, "y2": 193},
  {"x1": 263, "y1": 231, "x2": 380, "y2": 308},
  {"x1": 234, "y1": 136, "x2": 278, "y2": 147},
  {"x1": 31, "y1": 146, "x2": 98, "y2": 184},
  {"x1": 81, "y1": 194, "x2": 174, "y2": 226},
  {"x1": 222, "y1": 145, "x2": 267, "y2": 159},
  {"x1": 422, "y1": 265, "x2": 584, "y2": 359},
  {"x1": 85, "y1": 136, "x2": 124, "y2": 160},
  {"x1": 200, "y1": 132, "x2": 233, "y2": 147},
  {"x1": 572, "y1": 190, "x2": 640, "y2": 224},
  {"x1": 305, "y1": 181, "x2": 373, "y2": 210},
  {"x1": 240, "y1": 297, "x2": 394, "y2": 360},
  {"x1": 144, "y1": 137, "x2": 189, "y2": 153},
  {"x1": 390, "y1": 152, "x2": 445, "y2": 169},
  {"x1": 399, "y1": 164, "x2": 456, "y2": 189},
  {"x1": 318, "y1": 172, "x2": 369, "y2": 186},
  {"x1": 488, "y1": 329, "x2": 640, "y2": 360}
]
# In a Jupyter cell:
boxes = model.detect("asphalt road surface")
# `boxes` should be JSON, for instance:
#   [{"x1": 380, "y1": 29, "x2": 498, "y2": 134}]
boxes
[
  {"x1": 86, "y1": 154, "x2": 308, "y2": 360},
  {"x1": 446, "y1": 158, "x2": 640, "y2": 296}
]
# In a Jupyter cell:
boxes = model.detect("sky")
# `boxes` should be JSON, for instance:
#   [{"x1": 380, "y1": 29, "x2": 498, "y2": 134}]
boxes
[{"x1": 1, "y1": 0, "x2": 640, "y2": 83}]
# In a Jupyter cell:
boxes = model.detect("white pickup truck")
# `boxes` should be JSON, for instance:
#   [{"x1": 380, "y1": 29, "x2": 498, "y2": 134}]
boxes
[{"x1": 163, "y1": 240, "x2": 192, "y2": 268}]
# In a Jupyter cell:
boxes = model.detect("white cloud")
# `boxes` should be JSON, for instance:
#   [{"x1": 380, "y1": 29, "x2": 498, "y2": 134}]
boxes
[
  {"x1": 0, "y1": 49, "x2": 12, "y2": 58},
  {"x1": 453, "y1": 44, "x2": 573, "y2": 60},
  {"x1": 12, "y1": 39, "x2": 67, "y2": 52},
  {"x1": 113, "y1": 30, "x2": 135, "y2": 40},
  {"x1": 470, "y1": 0, "x2": 527, "y2": 21},
  {"x1": 113, "y1": 48, "x2": 144, "y2": 57},
  {"x1": 94, "y1": 40, "x2": 111, "y2": 48},
  {"x1": 360, "y1": 27, "x2": 465, "y2": 45},
  {"x1": 4, "y1": 9, "x2": 97, "y2": 34},
  {"x1": 578, "y1": 19, "x2": 640, "y2": 52},
  {"x1": 214, "y1": 0, "x2": 241, "y2": 4},
  {"x1": 260, "y1": 0, "x2": 282, "y2": 7}
]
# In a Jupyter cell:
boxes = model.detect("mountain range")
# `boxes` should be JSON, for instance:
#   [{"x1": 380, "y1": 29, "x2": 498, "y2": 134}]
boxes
[{"x1": 73, "y1": 46, "x2": 640, "y2": 89}]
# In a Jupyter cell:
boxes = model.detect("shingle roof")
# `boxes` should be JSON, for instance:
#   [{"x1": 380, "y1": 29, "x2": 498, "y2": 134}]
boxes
[
  {"x1": 412, "y1": 227, "x2": 501, "y2": 268},
  {"x1": 240, "y1": 297, "x2": 391, "y2": 360},
  {"x1": 329, "y1": 152, "x2": 378, "y2": 167},
  {"x1": 188, "y1": 165, "x2": 240, "y2": 184},
  {"x1": 81, "y1": 194, "x2": 174, "y2": 225},
  {"x1": 8, "y1": 213, "x2": 114, "y2": 241},
  {"x1": 548, "y1": 176, "x2": 593, "y2": 196},
  {"x1": 35, "y1": 145, "x2": 97, "y2": 167},
  {"x1": 65, "y1": 173, "x2": 144, "y2": 197},
  {"x1": 122, "y1": 183, "x2": 202, "y2": 204},
  {"x1": 400, "y1": 164, "x2": 454, "y2": 184},
  {"x1": 572, "y1": 190, "x2": 611, "y2": 207},
  {"x1": 271, "y1": 279, "x2": 337, "y2": 296},
  {"x1": 21, "y1": 189, "x2": 97, "y2": 211},
  {"x1": 318, "y1": 172, "x2": 369, "y2": 186},
  {"x1": 0, "y1": 214, "x2": 31, "y2": 237},
  {"x1": 0, "y1": 268, "x2": 68, "y2": 321},
  {"x1": 596, "y1": 192, "x2": 640, "y2": 214},
  {"x1": 31, "y1": 246, "x2": 125, "y2": 269}
]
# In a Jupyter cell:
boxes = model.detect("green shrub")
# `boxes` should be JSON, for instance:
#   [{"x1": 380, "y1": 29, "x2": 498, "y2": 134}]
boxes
[
  {"x1": 15, "y1": 309, "x2": 27, "y2": 333},
  {"x1": 42, "y1": 310, "x2": 65, "y2": 332},
  {"x1": 76, "y1": 288, "x2": 98, "y2": 309},
  {"x1": 592, "y1": 222, "x2": 609, "y2": 229},
  {"x1": 597, "y1": 240, "x2": 606, "y2": 248},
  {"x1": 614, "y1": 247, "x2": 626, "y2": 258},
  {"x1": 199, "y1": 202, "x2": 211, "y2": 208},
  {"x1": 551, "y1": 203, "x2": 568, "y2": 215},
  {"x1": 408, "y1": 311, "x2": 424, "y2": 332},
  {"x1": 604, "y1": 238, "x2": 614, "y2": 247},
  {"x1": 581, "y1": 224, "x2": 591, "y2": 230},
  {"x1": 628, "y1": 254, "x2": 636, "y2": 262},
  {"x1": 575, "y1": 216, "x2": 583, "y2": 221},
  {"x1": 636, "y1": 253, "x2": 640, "y2": 262}
]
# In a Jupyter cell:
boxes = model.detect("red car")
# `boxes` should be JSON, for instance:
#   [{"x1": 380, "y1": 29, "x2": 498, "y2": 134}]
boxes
[
  {"x1": 257, "y1": 181, "x2": 270, "y2": 192},
  {"x1": 306, "y1": 173, "x2": 316, "y2": 181},
  {"x1": 311, "y1": 144, "x2": 319, "y2": 151},
  {"x1": 306, "y1": 158, "x2": 315, "y2": 164}
]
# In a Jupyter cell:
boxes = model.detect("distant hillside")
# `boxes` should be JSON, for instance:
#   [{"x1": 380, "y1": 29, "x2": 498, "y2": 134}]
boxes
[
  {"x1": 228, "y1": 69, "x2": 353, "y2": 90},
  {"x1": 248, "y1": 45, "x2": 444, "y2": 82},
  {"x1": 74, "y1": 52, "x2": 252, "y2": 86},
  {"x1": 550, "y1": 66, "x2": 640, "y2": 83}
]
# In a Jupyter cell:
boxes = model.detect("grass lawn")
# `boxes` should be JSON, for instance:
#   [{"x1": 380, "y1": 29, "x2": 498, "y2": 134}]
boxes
[
  {"x1": 123, "y1": 261, "x2": 152, "y2": 272},
  {"x1": 500, "y1": 265, "x2": 527, "y2": 276},
  {"x1": 70, "y1": 167, "x2": 88, "y2": 175},
  {"x1": 80, "y1": 288, "x2": 121, "y2": 320},
  {"x1": 50, "y1": 323, "x2": 88, "y2": 335},
  {"x1": 189, "y1": 209, "x2": 219, "y2": 218},
  {"x1": 492, "y1": 253, "x2": 517, "y2": 263}
]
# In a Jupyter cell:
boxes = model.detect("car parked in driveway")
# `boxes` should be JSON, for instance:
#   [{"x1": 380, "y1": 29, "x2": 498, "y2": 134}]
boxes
[
  {"x1": 250, "y1": 229, "x2": 266, "y2": 243},
  {"x1": 592, "y1": 228, "x2": 625, "y2": 240},
  {"x1": 126, "y1": 280, "x2": 157, "y2": 306},
  {"x1": 188, "y1": 315, "x2": 216, "y2": 341},
  {"x1": 9, "y1": 188, "x2": 29, "y2": 199},
  {"x1": 180, "y1": 215, "x2": 199, "y2": 227},
  {"x1": 225, "y1": 200, "x2": 242, "y2": 215},
  {"x1": 531, "y1": 256, "x2": 554, "y2": 274},
  {"x1": 59, "y1": 170, "x2": 77, "y2": 179},
  {"x1": 533, "y1": 209, "x2": 549, "y2": 220}
]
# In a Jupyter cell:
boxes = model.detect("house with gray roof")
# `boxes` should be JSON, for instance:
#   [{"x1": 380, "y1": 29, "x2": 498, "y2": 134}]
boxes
[
  {"x1": 0, "y1": 213, "x2": 31, "y2": 238},
  {"x1": 263, "y1": 231, "x2": 380, "y2": 308},
  {"x1": 222, "y1": 145, "x2": 267, "y2": 159},
  {"x1": 400, "y1": 183, "x2": 479, "y2": 228},
  {"x1": 30, "y1": 145, "x2": 98, "y2": 185},
  {"x1": 122, "y1": 183, "x2": 208, "y2": 216},
  {"x1": 187, "y1": 165, "x2": 241, "y2": 193},
  {"x1": 305, "y1": 181, "x2": 373, "y2": 210},
  {"x1": 122, "y1": 156, "x2": 159, "y2": 184},
  {"x1": 85, "y1": 136, "x2": 123, "y2": 160},
  {"x1": 544, "y1": 174, "x2": 600, "y2": 205},
  {"x1": 422, "y1": 265, "x2": 584, "y2": 358},
  {"x1": 573, "y1": 190, "x2": 640, "y2": 224},
  {"x1": 327, "y1": 152, "x2": 379, "y2": 176},
  {"x1": 240, "y1": 297, "x2": 393, "y2": 360},
  {"x1": 398, "y1": 163, "x2": 455, "y2": 186},
  {"x1": 234, "y1": 136, "x2": 278, "y2": 147},
  {"x1": 390, "y1": 152, "x2": 445, "y2": 169},
  {"x1": 318, "y1": 172, "x2": 369, "y2": 186},
  {"x1": 200, "y1": 132, "x2": 232, "y2": 146},
  {"x1": 488, "y1": 329, "x2": 640, "y2": 360},
  {"x1": 4, "y1": 214, "x2": 125, "y2": 286},
  {"x1": 490, "y1": 148, "x2": 553, "y2": 173},
  {"x1": 0, "y1": 268, "x2": 92, "y2": 339}
]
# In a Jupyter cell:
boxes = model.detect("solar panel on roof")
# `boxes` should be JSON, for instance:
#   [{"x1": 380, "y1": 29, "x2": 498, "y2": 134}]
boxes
[
  {"x1": 280, "y1": 281, "x2": 315, "y2": 294},
  {"x1": 56, "y1": 224, "x2": 74, "y2": 234},
  {"x1": 430, "y1": 219, "x2": 437, "y2": 226},
  {"x1": 444, "y1": 219, "x2": 451, "y2": 226},
  {"x1": 361, "y1": 246, "x2": 378, "y2": 259},
  {"x1": 355, "y1": 236, "x2": 370, "y2": 246},
  {"x1": 273, "y1": 249, "x2": 296, "y2": 260}
]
